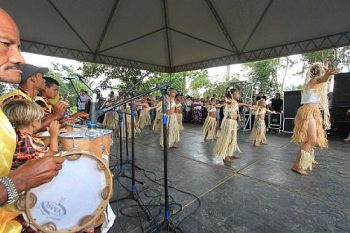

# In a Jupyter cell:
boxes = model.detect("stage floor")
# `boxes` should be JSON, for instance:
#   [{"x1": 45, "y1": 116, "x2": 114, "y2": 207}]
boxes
[{"x1": 105, "y1": 124, "x2": 350, "y2": 233}]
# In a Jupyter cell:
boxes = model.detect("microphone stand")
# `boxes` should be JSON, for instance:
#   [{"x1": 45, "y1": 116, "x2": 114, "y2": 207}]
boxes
[
  {"x1": 67, "y1": 78, "x2": 84, "y2": 110},
  {"x1": 107, "y1": 83, "x2": 171, "y2": 224}
]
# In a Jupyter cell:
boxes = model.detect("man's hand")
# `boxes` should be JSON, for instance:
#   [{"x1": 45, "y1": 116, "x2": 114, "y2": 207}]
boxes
[
  {"x1": 9, "y1": 156, "x2": 64, "y2": 192},
  {"x1": 52, "y1": 102, "x2": 68, "y2": 119}
]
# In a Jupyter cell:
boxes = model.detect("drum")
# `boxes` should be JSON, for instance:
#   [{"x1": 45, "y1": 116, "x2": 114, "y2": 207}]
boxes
[
  {"x1": 63, "y1": 123, "x2": 87, "y2": 132},
  {"x1": 16, "y1": 150, "x2": 113, "y2": 233},
  {"x1": 59, "y1": 129, "x2": 112, "y2": 159}
]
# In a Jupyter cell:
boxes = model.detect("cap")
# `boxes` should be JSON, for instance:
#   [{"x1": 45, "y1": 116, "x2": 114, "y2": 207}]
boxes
[{"x1": 20, "y1": 64, "x2": 49, "y2": 85}]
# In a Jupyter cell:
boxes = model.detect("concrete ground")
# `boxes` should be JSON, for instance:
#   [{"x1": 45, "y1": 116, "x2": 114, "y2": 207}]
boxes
[{"x1": 106, "y1": 124, "x2": 350, "y2": 233}]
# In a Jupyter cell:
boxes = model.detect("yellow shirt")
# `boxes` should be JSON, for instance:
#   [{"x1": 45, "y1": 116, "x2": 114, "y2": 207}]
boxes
[
  {"x1": 0, "y1": 109, "x2": 22, "y2": 233},
  {"x1": 0, "y1": 88, "x2": 32, "y2": 106}
]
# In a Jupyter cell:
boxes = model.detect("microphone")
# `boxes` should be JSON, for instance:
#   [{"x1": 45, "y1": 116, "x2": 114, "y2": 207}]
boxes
[
  {"x1": 62, "y1": 76, "x2": 76, "y2": 80},
  {"x1": 88, "y1": 92, "x2": 98, "y2": 128},
  {"x1": 73, "y1": 73, "x2": 84, "y2": 80}
]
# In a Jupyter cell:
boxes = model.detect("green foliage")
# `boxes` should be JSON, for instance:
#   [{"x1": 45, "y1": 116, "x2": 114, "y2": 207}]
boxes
[
  {"x1": 203, "y1": 74, "x2": 239, "y2": 97},
  {"x1": 302, "y1": 49, "x2": 339, "y2": 67},
  {"x1": 284, "y1": 84, "x2": 303, "y2": 91},
  {"x1": 80, "y1": 62, "x2": 142, "y2": 89},
  {"x1": 244, "y1": 58, "x2": 280, "y2": 94},
  {"x1": 302, "y1": 47, "x2": 350, "y2": 68}
]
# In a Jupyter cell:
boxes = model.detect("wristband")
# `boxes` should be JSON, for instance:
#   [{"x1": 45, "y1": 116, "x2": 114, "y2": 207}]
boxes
[{"x1": 0, "y1": 176, "x2": 20, "y2": 204}]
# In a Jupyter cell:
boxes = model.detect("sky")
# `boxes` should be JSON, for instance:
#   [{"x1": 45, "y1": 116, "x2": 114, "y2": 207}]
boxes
[{"x1": 21, "y1": 52, "x2": 310, "y2": 96}]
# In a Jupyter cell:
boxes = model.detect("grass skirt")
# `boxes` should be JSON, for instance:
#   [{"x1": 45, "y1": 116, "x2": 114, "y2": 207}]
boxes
[
  {"x1": 292, "y1": 105, "x2": 327, "y2": 148},
  {"x1": 126, "y1": 114, "x2": 141, "y2": 138},
  {"x1": 139, "y1": 110, "x2": 151, "y2": 129},
  {"x1": 250, "y1": 120, "x2": 267, "y2": 145},
  {"x1": 103, "y1": 112, "x2": 118, "y2": 129},
  {"x1": 214, "y1": 119, "x2": 240, "y2": 159},
  {"x1": 160, "y1": 113, "x2": 180, "y2": 147},
  {"x1": 176, "y1": 113, "x2": 184, "y2": 131},
  {"x1": 152, "y1": 111, "x2": 162, "y2": 131},
  {"x1": 202, "y1": 116, "x2": 217, "y2": 140}
]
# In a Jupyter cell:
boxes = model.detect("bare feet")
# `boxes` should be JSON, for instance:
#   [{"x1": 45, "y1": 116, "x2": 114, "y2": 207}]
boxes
[
  {"x1": 160, "y1": 146, "x2": 164, "y2": 151},
  {"x1": 291, "y1": 167, "x2": 310, "y2": 176},
  {"x1": 223, "y1": 157, "x2": 234, "y2": 163},
  {"x1": 171, "y1": 144, "x2": 179, "y2": 149},
  {"x1": 312, "y1": 160, "x2": 319, "y2": 165}
]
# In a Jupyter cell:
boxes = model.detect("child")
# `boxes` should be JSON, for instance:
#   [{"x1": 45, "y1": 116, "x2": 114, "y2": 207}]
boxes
[
  {"x1": 203, "y1": 98, "x2": 220, "y2": 141},
  {"x1": 2, "y1": 99, "x2": 60, "y2": 170},
  {"x1": 214, "y1": 88, "x2": 250, "y2": 163},
  {"x1": 160, "y1": 89, "x2": 180, "y2": 150},
  {"x1": 250, "y1": 99, "x2": 274, "y2": 146}
]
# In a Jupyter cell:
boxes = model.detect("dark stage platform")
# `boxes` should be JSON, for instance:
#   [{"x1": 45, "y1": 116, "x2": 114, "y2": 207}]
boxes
[{"x1": 106, "y1": 124, "x2": 350, "y2": 233}]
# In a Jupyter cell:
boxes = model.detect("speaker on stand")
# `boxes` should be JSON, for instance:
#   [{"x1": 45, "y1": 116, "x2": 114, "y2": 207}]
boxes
[
  {"x1": 282, "y1": 90, "x2": 302, "y2": 133},
  {"x1": 331, "y1": 73, "x2": 350, "y2": 136}
]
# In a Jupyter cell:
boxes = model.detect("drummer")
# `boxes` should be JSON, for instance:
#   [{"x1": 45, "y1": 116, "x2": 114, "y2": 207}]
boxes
[
  {"x1": 0, "y1": 64, "x2": 68, "y2": 131},
  {"x1": 35, "y1": 76, "x2": 88, "y2": 130},
  {"x1": 2, "y1": 99, "x2": 61, "y2": 231},
  {"x1": 0, "y1": 8, "x2": 64, "y2": 232}
]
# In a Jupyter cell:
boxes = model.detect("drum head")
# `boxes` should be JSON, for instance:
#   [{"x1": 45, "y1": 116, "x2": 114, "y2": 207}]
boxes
[
  {"x1": 59, "y1": 129, "x2": 112, "y2": 139},
  {"x1": 25, "y1": 151, "x2": 112, "y2": 233}
]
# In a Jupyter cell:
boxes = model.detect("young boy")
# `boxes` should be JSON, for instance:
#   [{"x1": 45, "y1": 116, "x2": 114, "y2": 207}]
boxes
[{"x1": 2, "y1": 99, "x2": 60, "y2": 170}]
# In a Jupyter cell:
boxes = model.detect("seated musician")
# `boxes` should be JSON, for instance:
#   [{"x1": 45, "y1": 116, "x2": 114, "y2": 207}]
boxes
[
  {"x1": 35, "y1": 77, "x2": 88, "y2": 130},
  {"x1": 0, "y1": 64, "x2": 68, "y2": 131},
  {"x1": 0, "y1": 64, "x2": 47, "y2": 104}
]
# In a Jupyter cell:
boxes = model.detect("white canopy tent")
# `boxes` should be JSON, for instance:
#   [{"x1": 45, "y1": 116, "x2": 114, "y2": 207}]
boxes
[{"x1": 2, "y1": 0, "x2": 350, "y2": 72}]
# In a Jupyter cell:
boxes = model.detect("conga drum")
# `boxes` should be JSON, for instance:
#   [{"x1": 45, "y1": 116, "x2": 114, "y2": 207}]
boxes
[
  {"x1": 16, "y1": 150, "x2": 113, "y2": 233},
  {"x1": 59, "y1": 129, "x2": 112, "y2": 160}
]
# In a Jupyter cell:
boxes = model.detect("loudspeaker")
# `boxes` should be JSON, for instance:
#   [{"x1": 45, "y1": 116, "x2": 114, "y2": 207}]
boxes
[
  {"x1": 283, "y1": 118, "x2": 294, "y2": 133},
  {"x1": 283, "y1": 90, "x2": 301, "y2": 118},
  {"x1": 268, "y1": 113, "x2": 282, "y2": 129},
  {"x1": 333, "y1": 73, "x2": 350, "y2": 107}
]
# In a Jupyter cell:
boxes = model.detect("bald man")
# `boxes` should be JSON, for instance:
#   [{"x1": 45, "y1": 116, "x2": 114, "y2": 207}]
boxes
[{"x1": 0, "y1": 8, "x2": 64, "y2": 232}]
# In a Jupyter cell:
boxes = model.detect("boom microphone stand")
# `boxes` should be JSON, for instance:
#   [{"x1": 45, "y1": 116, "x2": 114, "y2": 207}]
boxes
[{"x1": 100, "y1": 83, "x2": 172, "y2": 218}]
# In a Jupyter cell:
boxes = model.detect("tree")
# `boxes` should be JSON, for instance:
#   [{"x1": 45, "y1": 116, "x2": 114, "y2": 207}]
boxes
[
  {"x1": 302, "y1": 46, "x2": 350, "y2": 70},
  {"x1": 203, "y1": 74, "x2": 239, "y2": 97},
  {"x1": 244, "y1": 58, "x2": 280, "y2": 95}
]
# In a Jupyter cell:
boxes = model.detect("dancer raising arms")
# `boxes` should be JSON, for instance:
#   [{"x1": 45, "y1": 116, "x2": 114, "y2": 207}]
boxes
[
  {"x1": 291, "y1": 63, "x2": 337, "y2": 176},
  {"x1": 214, "y1": 88, "x2": 250, "y2": 163},
  {"x1": 250, "y1": 99, "x2": 275, "y2": 146},
  {"x1": 160, "y1": 89, "x2": 180, "y2": 150}
]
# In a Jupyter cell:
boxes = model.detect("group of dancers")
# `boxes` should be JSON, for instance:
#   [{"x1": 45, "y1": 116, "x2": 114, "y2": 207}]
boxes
[
  {"x1": 103, "y1": 89, "x2": 184, "y2": 150},
  {"x1": 104, "y1": 62, "x2": 338, "y2": 174}
]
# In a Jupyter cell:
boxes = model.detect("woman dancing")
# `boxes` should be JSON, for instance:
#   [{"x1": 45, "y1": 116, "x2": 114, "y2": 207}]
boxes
[
  {"x1": 291, "y1": 63, "x2": 336, "y2": 176},
  {"x1": 250, "y1": 99, "x2": 275, "y2": 146},
  {"x1": 160, "y1": 89, "x2": 180, "y2": 150},
  {"x1": 203, "y1": 98, "x2": 220, "y2": 141},
  {"x1": 214, "y1": 87, "x2": 250, "y2": 163}
]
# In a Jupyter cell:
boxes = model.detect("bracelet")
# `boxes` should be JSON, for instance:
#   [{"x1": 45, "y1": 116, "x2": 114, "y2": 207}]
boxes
[{"x1": 0, "y1": 176, "x2": 19, "y2": 204}]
